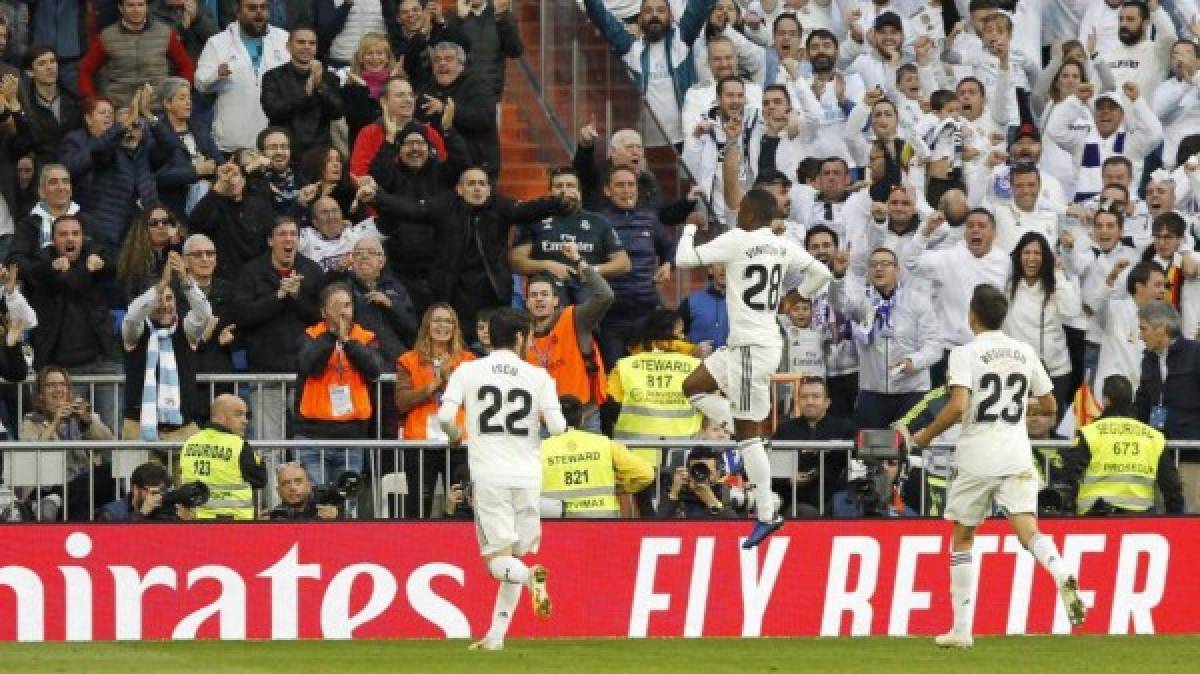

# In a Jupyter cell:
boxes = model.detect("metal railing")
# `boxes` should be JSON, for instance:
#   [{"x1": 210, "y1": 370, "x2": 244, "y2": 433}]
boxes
[
  {"x1": 2, "y1": 438, "x2": 1197, "y2": 522},
  {"x1": 4, "y1": 373, "x2": 401, "y2": 442}
]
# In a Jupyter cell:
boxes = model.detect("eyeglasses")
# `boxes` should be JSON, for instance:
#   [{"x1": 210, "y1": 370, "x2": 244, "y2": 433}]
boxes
[
  {"x1": 147, "y1": 217, "x2": 173, "y2": 227},
  {"x1": 186, "y1": 250, "x2": 217, "y2": 258},
  {"x1": 43, "y1": 381, "x2": 69, "y2": 389},
  {"x1": 352, "y1": 250, "x2": 383, "y2": 259},
  {"x1": 869, "y1": 260, "x2": 897, "y2": 268}
]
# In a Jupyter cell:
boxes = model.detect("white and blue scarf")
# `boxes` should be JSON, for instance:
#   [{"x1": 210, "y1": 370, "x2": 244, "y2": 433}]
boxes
[
  {"x1": 140, "y1": 320, "x2": 183, "y2": 440},
  {"x1": 850, "y1": 286, "x2": 898, "y2": 345},
  {"x1": 1075, "y1": 129, "x2": 1126, "y2": 203}
]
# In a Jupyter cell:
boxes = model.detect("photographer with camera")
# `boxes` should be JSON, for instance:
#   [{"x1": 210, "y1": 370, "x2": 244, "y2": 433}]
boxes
[
  {"x1": 98, "y1": 462, "x2": 199, "y2": 521},
  {"x1": 658, "y1": 447, "x2": 735, "y2": 520},
  {"x1": 265, "y1": 462, "x2": 341, "y2": 521}
]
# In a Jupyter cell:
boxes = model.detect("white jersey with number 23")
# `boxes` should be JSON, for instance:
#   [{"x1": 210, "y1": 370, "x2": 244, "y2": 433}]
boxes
[{"x1": 947, "y1": 330, "x2": 1054, "y2": 477}]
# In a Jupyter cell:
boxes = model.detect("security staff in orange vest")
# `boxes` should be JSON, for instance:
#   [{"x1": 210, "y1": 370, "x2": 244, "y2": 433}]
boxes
[
  {"x1": 525, "y1": 241, "x2": 614, "y2": 432},
  {"x1": 295, "y1": 282, "x2": 387, "y2": 484}
]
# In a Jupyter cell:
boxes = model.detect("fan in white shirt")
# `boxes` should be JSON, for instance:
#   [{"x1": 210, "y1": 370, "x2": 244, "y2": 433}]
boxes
[
  {"x1": 1002, "y1": 230, "x2": 1082, "y2": 411},
  {"x1": 437, "y1": 308, "x2": 566, "y2": 651},
  {"x1": 1093, "y1": 260, "x2": 1167, "y2": 391},
  {"x1": 910, "y1": 284, "x2": 1084, "y2": 648},
  {"x1": 986, "y1": 164, "x2": 1061, "y2": 254},
  {"x1": 298, "y1": 197, "x2": 381, "y2": 273},
  {"x1": 903, "y1": 209, "x2": 1011, "y2": 350}
]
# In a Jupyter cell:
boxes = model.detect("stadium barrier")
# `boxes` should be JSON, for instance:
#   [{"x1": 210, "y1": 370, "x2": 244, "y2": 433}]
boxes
[
  {"x1": 3, "y1": 439, "x2": 1199, "y2": 521},
  {"x1": 0, "y1": 517, "x2": 1197, "y2": 641}
]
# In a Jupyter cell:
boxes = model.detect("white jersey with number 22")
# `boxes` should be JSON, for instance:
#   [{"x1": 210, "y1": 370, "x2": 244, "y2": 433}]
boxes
[{"x1": 441, "y1": 350, "x2": 564, "y2": 490}]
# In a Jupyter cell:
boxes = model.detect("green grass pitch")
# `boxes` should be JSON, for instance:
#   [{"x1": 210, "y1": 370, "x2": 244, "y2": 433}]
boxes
[{"x1": 2, "y1": 636, "x2": 1199, "y2": 673}]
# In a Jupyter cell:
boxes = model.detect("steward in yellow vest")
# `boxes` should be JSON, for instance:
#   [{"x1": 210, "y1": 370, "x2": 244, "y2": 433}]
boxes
[
  {"x1": 541, "y1": 396, "x2": 654, "y2": 517},
  {"x1": 179, "y1": 394, "x2": 266, "y2": 519},
  {"x1": 606, "y1": 310, "x2": 704, "y2": 467},
  {"x1": 1068, "y1": 375, "x2": 1185, "y2": 515}
]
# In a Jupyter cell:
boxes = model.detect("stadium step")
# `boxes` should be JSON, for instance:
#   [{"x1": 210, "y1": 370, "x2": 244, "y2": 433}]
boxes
[{"x1": 497, "y1": 64, "x2": 557, "y2": 200}]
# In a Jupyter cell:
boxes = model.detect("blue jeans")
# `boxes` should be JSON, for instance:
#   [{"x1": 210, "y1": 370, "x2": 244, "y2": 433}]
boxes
[{"x1": 294, "y1": 446, "x2": 363, "y2": 485}]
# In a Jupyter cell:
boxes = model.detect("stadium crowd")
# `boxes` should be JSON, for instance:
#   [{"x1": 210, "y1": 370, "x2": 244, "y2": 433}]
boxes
[{"x1": 0, "y1": 0, "x2": 1197, "y2": 521}]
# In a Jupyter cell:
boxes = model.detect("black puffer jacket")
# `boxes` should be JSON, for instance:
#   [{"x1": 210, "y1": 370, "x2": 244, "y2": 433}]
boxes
[{"x1": 374, "y1": 190, "x2": 566, "y2": 306}]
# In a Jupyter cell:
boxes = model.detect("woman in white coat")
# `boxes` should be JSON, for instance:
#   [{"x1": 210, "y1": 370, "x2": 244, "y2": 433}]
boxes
[{"x1": 1003, "y1": 231, "x2": 1082, "y2": 418}]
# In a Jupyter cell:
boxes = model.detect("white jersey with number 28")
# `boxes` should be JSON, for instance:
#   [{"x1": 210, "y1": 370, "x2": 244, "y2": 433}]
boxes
[
  {"x1": 441, "y1": 349, "x2": 564, "y2": 489},
  {"x1": 947, "y1": 330, "x2": 1053, "y2": 477},
  {"x1": 677, "y1": 226, "x2": 829, "y2": 347}
]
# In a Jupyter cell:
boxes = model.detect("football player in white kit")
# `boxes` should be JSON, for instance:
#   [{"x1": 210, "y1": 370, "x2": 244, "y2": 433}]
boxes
[
  {"x1": 909, "y1": 284, "x2": 1086, "y2": 648},
  {"x1": 438, "y1": 307, "x2": 567, "y2": 651},
  {"x1": 676, "y1": 189, "x2": 832, "y2": 548}
]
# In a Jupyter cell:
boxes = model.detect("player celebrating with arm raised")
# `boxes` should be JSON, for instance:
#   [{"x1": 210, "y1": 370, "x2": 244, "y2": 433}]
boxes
[
  {"x1": 676, "y1": 188, "x2": 833, "y2": 548},
  {"x1": 437, "y1": 307, "x2": 567, "y2": 652},
  {"x1": 909, "y1": 284, "x2": 1086, "y2": 649}
]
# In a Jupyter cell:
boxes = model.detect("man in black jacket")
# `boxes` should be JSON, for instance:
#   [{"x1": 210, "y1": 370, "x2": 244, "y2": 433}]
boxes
[
  {"x1": 18, "y1": 47, "x2": 83, "y2": 168},
  {"x1": 260, "y1": 26, "x2": 344, "y2": 160},
  {"x1": 416, "y1": 42, "x2": 499, "y2": 176},
  {"x1": 344, "y1": 233, "x2": 417, "y2": 364},
  {"x1": 366, "y1": 166, "x2": 565, "y2": 342},
  {"x1": 188, "y1": 161, "x2": 273, "y2": 281},
  {"x1": 772, "y1": 377, "x2": 857, "y2": 516},
  {"x1": 25, "y1": 215, "x2": 115, "y2": 371},
  {"x1": 368, "y1": 116, "x2": 468, "y2": 312},
  {"x1": 24, "y1": 214, "x2": 121, "y2": 428},
  {"x1": 235, "y1": 216, "x2": 324, "y2": 440},
  {"x1": 1136, "y1": 301, "x2": 1200, "y2": 511},
  {"x1": 446, "y1": 0, "x2": 523, "y2": 101}
]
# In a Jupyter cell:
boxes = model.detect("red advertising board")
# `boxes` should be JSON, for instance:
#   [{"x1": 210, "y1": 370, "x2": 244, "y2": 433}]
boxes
[{"x1": 0, "y1": 518, "x2": 1197, "y2": 641}]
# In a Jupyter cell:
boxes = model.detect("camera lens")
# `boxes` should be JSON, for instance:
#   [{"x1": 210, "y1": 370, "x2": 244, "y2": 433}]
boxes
[{"x1": 688, "y1": 462, "x2": 711, "y2": 483}]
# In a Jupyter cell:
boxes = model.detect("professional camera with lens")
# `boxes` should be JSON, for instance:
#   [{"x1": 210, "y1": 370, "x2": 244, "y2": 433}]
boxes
[
  {"x1": 688, "y1": 460, "x2": 714, "y2": 484},
  {"x1": 848, "y1": 430, "x2": 908, "y2": 516},
  {"x1": 1037, "y1": 482, "x2": 1077, "y2": 516},
  {"x1": 314, "y1": 471, "x2": 363, "y2": 506},
  {"x1": 161, "y1": 481, "x2": 210, "y2": 510}
]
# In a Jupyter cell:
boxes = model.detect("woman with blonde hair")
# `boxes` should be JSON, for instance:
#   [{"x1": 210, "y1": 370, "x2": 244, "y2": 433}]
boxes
[
  {"x1": 394, "y1": 303, "x2": 475, "y2": 516},
  {"x1": 342, "y1": 33, "x2": 403, "y2": 146}
]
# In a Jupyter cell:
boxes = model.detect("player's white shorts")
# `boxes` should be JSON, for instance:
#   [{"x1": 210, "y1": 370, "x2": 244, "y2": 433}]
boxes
[
  {"x1": 473, "y1": 484, "x2": 542, "y2": 557},
  {"x1": 944, "y1": 469, "x2": 1039, "y2": 526},
  {"x1": 705, "y1": 343, "x2": 783, "y2": 421}
]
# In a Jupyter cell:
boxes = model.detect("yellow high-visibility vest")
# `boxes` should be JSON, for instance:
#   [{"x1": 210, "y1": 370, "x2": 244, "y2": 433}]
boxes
[
  {"x1": 1077, "y1": 417, "x2": 1165, "y2": 514},
  {"x1": 180, "y1": 427, "x2": 255, "y2": 520},
  {"x1": 611, "y1": 351, "x2": 702, "y2": 465},
  {"x1": 541, "y1": 429, "x2": 619, "y2": 518}
]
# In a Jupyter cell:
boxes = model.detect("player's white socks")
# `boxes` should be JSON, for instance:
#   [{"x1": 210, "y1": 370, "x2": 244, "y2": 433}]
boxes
[
  {"x1": 739, "y1": 437, "x2": 775, "y2": 523},
  {"x1": 688, "y1": 393, "x2": 733, "y2": 431},
  {"x1": 949, "y1": 550, "x2": 977, "y2": 636},
  {"x1": 484, "y1": 581, "x2": 523, "y2": 642},
  {"x1": 487, "y1": 556, "x2": 531, "y2": 585},
  {"x1": 1029, "y1": 534, "x2": 1069, "y2": 587}
]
